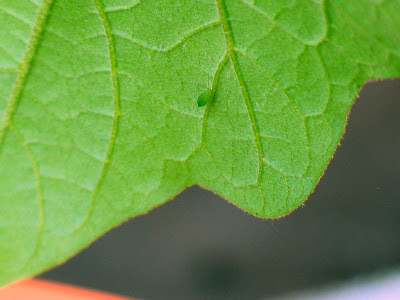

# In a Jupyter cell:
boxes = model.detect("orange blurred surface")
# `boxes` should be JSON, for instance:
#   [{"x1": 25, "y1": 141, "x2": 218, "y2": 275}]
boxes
[{"x1": 0, "y1": 279, "x2": 134, "y2": 300}]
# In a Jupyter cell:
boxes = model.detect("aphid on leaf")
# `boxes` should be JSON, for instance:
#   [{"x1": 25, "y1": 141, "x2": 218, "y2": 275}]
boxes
[
  {"x1": 197, "y1": 76, "x2": 216, "y2": 107},
  {"x1": 197, "y1": 88, "x2": 212, "y2": 107}
]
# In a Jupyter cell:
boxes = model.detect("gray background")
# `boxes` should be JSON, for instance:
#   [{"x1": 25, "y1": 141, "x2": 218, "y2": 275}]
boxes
[{"x1": 41, "y1": 79, "x2": 400, "y2": 299}]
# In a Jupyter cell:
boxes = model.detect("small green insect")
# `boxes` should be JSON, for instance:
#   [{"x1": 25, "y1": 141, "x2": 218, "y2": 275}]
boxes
[
  {"x1": 197, "y1": 88, "x2": 212, "y2": 107},
  {"x1": 197, "y1": 75, "x2": 216, "y2": 107}
]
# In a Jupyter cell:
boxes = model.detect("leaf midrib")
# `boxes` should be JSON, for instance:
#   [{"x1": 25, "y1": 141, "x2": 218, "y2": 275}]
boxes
[{"x1": 215, "y1": 0, "x2": 264, "y2": 184}]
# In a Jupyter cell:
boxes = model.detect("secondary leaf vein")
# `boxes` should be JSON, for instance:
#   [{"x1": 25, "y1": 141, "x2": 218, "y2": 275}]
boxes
[
  {"x1": 74, "y1": 0, "x2": 122, "y2": 232},
  {"x1": 0, "y1": 0, "x2": 54, "y2": 150}
]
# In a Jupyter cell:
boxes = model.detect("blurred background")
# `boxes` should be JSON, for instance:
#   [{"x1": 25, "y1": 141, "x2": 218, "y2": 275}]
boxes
[{"x1": 40, "y1": 79, "x2": 400, "y2": 299}]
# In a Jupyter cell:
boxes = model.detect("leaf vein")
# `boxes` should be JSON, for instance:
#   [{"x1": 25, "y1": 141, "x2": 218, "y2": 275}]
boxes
[
  {"x1": 0, "y1": 0, "x2": 54, "y2": 150},
  {"x1": 239, "y1": 0, "x2": 326, "y2": 46},
  {"x1": 9, "y1": 124, "x2": 43, "y2": 273},
  {"x1": 331, "y1": 0, "x2": 400, "y2": 58},
  {"x1": 216, "y1": 0, "x2": 265, "y2": 194},
  {"x1": 73, "y1": 0, "x2": 122, "y2": 233}
]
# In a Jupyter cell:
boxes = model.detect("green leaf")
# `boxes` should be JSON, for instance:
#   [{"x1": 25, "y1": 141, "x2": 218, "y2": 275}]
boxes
[{"x1": 0, "y1": 0, "x2": 399, "y2": 285}]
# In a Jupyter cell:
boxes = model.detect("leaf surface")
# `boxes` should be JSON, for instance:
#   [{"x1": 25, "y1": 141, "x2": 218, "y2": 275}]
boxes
[{"x1": 0, "y1": 0, "x2": 399, "y2": 285}]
